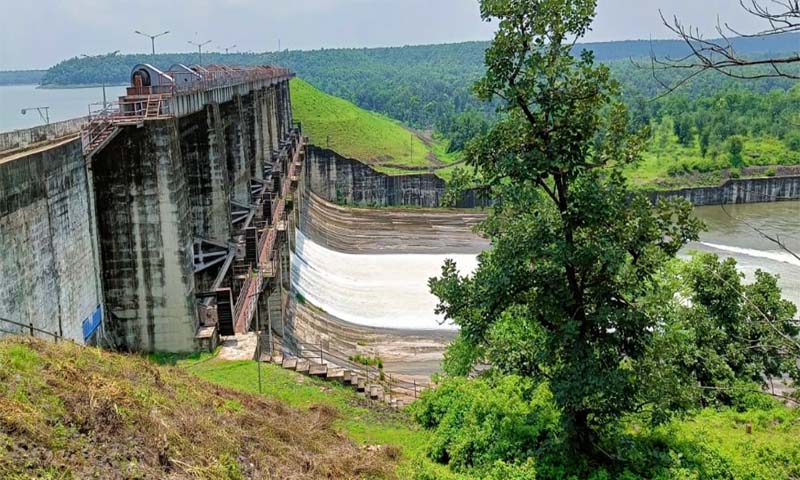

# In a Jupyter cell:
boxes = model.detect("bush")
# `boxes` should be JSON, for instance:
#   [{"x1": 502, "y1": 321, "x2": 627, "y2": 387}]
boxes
[
  {"x1": 764, "y1": 167, "x2": 777, "y2": 177},
  {"x1": 411, "y1": 375, "x2": 561, "y2": 472}
]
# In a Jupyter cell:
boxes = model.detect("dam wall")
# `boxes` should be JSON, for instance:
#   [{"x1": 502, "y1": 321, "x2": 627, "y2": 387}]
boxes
[
  {"x1": 305, "y1": 146, "x2": 488, "y2": 208},
  {"x1": 0, "y1": 138, "x2": 102, "y2": 341},
  {"x1": 648, "y1": 175, "x2": 800, "y2": 206},
  {"x1": 1, "y1": 68, "x2": 299, "y2": 352},
  {"x1": 296, "y1": 181, "x2": 489, "y2": 254},
  {"x1": 0, "y1": 116, "x2": 88, "y2": 152}
]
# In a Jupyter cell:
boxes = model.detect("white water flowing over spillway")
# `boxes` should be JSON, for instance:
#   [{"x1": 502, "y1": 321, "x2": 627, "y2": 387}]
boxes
[{"x1": 291, "y1": 230, "x2": 479, "y2": 330}]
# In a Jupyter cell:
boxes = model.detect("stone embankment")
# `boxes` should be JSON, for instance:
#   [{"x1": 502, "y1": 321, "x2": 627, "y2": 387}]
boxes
[{"x1": 267, "y1": 347, "x2": 417, "y2": 408}]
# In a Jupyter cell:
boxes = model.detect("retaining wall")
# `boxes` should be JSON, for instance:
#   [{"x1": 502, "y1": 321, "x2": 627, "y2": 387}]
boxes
[
  {"x1": 648, "y1": 175, "x2": 800, "y2": 206},
  {"x1": 0, "y1": 117, "x2": 88, "y2": 153},
  {"x1": 305, "y1": 146, "x2": 488, "y2": 208}
]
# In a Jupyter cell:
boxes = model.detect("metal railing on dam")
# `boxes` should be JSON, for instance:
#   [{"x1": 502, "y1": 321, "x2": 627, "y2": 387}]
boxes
[{"x1": 82, "y1": 64, "x2": 295, "y2": 157}]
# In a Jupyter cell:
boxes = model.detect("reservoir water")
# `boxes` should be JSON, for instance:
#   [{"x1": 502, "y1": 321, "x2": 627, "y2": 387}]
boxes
[{"x1": 0, "y1": 84, "x2": 127, "y2": 132}]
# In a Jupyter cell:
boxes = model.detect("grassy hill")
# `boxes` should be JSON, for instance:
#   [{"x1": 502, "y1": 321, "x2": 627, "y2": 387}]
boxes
[
  {"x1": 2, "y1": 337, "x2": 798, "y2": 479},
  {"x1": 291, "y1": 78, "x2": 459, "y2": 177},
  {"x1": 0, "y1": 338, "x2": 397, "y2": 479}
]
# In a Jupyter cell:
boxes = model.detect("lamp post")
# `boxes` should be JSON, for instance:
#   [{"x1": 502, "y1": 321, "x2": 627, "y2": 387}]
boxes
[
  {"x1": 134, "y1": 29, "x2": 170, "y2": 57},
  {"x1": 81, "y1": 50, "x2": 119, "y2": 110},
  {"x1": 188, "y1": 40, "x2": 212, "y2": 65},
  {"x1": 20, "y1": 106, "x2": 50, "y2": 125},
  {"x1": 219, "y1": 44, "x2": 237, "y2": 54}
]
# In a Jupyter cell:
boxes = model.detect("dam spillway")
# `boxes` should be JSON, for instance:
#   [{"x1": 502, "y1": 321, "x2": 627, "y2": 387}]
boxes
[{"x1": 291, "y1": 229, "x2": 478, "y2": 330}]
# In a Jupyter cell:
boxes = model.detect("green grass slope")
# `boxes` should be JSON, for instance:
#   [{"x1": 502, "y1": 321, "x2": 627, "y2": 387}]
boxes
[
  {"x1": 2, "y1": 337, "x2": 796, "y2": 479},
  {"x1": 291, "y1": 78, "x2": 459, "y2": 177},
  {"x1": 158, "y1": 351, "x2": 468, "y2": 480},
  {"x1": 0, "y1": 338, "x2": 396, "y2": 480},
  {"x1": 163, "y1": 350, "x2": 800, "y2": 480}
]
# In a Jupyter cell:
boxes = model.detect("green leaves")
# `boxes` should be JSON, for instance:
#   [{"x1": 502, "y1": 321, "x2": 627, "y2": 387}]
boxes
[{"x1": 429, "y1": 0, "x2": 710, "y2": 462}]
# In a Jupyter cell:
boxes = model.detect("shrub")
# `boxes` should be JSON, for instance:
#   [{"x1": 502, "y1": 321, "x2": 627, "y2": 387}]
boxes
[
  {"x1": 764, "y1": 167, "x2": 777, "y2": 177},
  {"x1": 411, "y1": 375, "x2": 561, "y2": 472}
]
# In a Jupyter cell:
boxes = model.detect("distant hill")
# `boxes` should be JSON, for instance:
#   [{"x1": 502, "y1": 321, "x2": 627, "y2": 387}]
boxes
[
  {"x1": 37, "y1": 33, "x2": 800, "y2": 87},
  {"x1": 0, "y1": 69, "x2": 45, "y2": 86}
]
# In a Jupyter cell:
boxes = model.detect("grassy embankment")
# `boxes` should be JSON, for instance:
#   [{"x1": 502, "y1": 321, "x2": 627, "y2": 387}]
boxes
[
  {"x1": 3, "y1": 337, "x2": 797, "y2": 479},
  {"x1": 0, "y1": 338, "x2": 399, "y2": 479},
  {"x1": 290, "y1": 78, "x2": 461, "y2": 180},
  {"x1": 628, "y1": 122, "x2": 800, "y2": 191}
]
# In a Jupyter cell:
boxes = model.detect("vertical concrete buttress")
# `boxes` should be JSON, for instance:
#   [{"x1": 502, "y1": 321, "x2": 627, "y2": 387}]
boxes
[
  {"x1": 93, "y1": 121, "x2": 197, "y2": 352},
  {"x1": 206, "y1": 103, "x2": 233, "y2": 240},
  {"x1": 253, "y1": 89, "x2": 265, "y2": 179},
  {"x1": 259, "y1": 87, "x2": 273, "y2": 166}
]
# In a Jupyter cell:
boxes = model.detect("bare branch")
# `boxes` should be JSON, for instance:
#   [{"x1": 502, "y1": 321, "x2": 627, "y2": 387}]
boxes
[
  {"x1": 720, "y1": 205, "x2": 800, "y2": 263},
  {"x1": 649, "y1": 2, "x2": 800, "y2": 92}
]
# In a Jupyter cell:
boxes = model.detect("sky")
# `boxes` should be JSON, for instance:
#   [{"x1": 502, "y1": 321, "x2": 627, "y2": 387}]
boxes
[{"x1": 0, "y1": 0, "x2": 776, "y2": 70}]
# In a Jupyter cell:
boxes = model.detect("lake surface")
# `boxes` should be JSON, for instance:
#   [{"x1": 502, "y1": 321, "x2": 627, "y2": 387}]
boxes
[{"x1": 0, "y1": 84, "x2": 127, "y2": 132}]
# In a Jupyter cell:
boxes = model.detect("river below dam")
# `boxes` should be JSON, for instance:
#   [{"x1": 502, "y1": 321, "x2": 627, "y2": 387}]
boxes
[
  {"x1": 688, "y1": 201, "x2": 799, "y2": 309},
  {"x1": 292, "y1": 200, "x2": 799, "y2": 330}
]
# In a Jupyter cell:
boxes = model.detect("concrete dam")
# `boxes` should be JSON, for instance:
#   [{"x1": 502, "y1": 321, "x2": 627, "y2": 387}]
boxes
[
  {"x1": 0, "y1": 62, "x2": 486, "y2": 371},
  {"x1": 4, "y1": 65, "x2": 796, "y2": 379},
  {"x1": 1, "y1": 64, "x2": 302, "y2": 352}
]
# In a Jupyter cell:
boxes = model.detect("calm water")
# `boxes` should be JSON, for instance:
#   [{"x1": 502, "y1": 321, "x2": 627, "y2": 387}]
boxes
[
  {"x1": 0, "y1": 84, "x2": 127, "y2": 132},
  {"x1": 688, "y1": 201, "x2": 800, "y2": 309}
]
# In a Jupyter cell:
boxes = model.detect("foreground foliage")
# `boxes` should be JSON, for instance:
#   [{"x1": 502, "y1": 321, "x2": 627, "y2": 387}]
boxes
[
  {"x1": 0, "y1": 338, "x2": 397, "y2": 479},
  {"x1": 431, "y1": 0, "x2": 702, "y2": 458},
  {"x1": 427, "y1": 0, "x2": 799, "y2": 476},
  {"x1": 411, "y1": 374, "x2": 800, "y2": 479}
]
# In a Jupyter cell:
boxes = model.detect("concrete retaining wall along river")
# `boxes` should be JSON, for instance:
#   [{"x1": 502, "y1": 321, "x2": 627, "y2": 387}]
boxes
[
  {"x1": 648, "y1": 175, "x2": 800, "y2": 206},
  {"x1": 304, "y1": 146, "x2": 488, "y2": 208}
]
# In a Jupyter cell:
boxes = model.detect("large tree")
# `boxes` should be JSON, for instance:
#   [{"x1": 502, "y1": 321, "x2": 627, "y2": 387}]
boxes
[{"x1": 429, "y1": 0, "x2": 702, "y2": 458}]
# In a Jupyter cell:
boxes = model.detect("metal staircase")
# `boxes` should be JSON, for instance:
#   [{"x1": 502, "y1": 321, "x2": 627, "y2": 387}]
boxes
[{"x1": 81, "y1": 94, "x2": 172, "y2": 158}]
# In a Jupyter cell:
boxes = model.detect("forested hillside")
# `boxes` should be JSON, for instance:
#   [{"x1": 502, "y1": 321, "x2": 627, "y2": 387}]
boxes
[{"x1": 34, "y1": 33, "x2": 800, "y2": 186}]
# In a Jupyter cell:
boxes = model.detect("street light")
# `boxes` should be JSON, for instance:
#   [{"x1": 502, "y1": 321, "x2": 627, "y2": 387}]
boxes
[
  {"x1": 81, "y1": 50, "x2": 119, "y2": 110},
  {"x1": 20, "y1": 107, "x2": 50, "y2": 125},
  {"x1": 188, "y1": 40, "x2": 212, "y2": 65},
  {"x1": 219, "y1": 44, "x2": 237, "y2": 54},
  {"x1": 134, "y1": 29, "x2": 170, "y2": 56}
]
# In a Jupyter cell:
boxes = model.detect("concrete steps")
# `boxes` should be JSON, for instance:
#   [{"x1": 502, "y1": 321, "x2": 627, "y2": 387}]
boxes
[{"x1": 270, "y1": 353, "x2": 407, "y2": 410}]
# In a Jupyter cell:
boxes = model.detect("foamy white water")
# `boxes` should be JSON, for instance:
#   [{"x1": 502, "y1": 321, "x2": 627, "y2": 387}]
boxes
[
  {"x1": 291, "y1": 230, "x2": 478, "y2": 330},
  {"x1": 700, "y1": 242, "x2": 800, "y2": 268}
]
